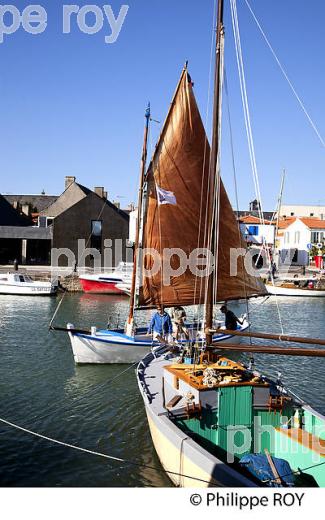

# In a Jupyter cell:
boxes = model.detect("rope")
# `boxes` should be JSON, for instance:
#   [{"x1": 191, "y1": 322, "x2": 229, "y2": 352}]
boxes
[
  {"x1": 224, "y1": 72, "x2": 251, "y2": 341},
  {"x1": 0, "y1": 417, "x2": 215, "y2": 486},
  {"x1": 244, "y1": 0, "x2": 325, "y2": 149},
  {"x1": 230, "y1": 0, "x2": 284, "y2": 334},
  {"x1": 194, "y1": 0, "x2": 218, "y2": 327}
]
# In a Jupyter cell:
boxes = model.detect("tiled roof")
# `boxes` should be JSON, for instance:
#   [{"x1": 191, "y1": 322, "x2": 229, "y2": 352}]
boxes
[
  {"x1": 299, "y1": 217, "x2": 325, "y2": 229},
  {"x1": 277, "y1": 217, "x2": 296, "y2": 229},
  {"x1": 239, "y1": 215, "x2": 274, "y2": 225}
]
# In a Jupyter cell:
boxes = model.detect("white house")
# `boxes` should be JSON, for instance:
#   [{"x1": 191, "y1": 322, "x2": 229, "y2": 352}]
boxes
[
  {"x1": 239, "y1": 215, "x2": 275, "y2": 246},
  {"x1": 277, "y1": 217, "x2": 325, "y2": 265}
]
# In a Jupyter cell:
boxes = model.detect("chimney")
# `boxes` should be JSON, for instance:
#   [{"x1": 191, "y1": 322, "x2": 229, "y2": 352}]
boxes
[
  {"x1": 103, "y1": 191, "x2": 108, "y2": 200},
  {"x1": 21, "y1": 204, "x2": 30, "y2": 217},
  {"x1": 65, "y1": 176, "x2": 76, "y2": 190},
  {"x1": 94, "y1": 187, "x2": 105, "y2": 198}
]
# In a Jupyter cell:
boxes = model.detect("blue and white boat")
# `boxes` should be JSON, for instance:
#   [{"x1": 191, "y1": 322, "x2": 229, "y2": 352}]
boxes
[{"x1": 67, "y1": 319, "x2": 249, "y2": 364}]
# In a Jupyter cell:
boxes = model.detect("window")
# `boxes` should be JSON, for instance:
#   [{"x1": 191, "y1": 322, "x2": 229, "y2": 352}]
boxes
[
  {"x1": 310, "y1": 213, "x2": 314, "y2": 217},
  {"x1": 284, "y1": 232, "x2": 290, "y2": 244},
  {"x1": 311, "y1": 231, "x2": 319, "y2": 244},
  {"x1": 247, "y1": 225, "x2": 258, "y2": 236},
  {"x1": 290, "y1": 212, "x2": 294, "y2": 216},
  {"x1": 91, "y1": 220, "x2": 103, "y2": 252},
  {"x1": 294, "y1": 231, "x2": 300, "y2": 244}
]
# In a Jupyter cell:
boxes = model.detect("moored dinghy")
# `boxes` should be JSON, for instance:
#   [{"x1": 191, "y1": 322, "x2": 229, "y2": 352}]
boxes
[{"x1": 0, "y1": 272, "x2": 57, "y2": 296}]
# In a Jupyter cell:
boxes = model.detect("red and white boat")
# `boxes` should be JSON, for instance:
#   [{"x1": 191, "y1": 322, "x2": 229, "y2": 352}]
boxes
[{"x1": 79, "y1": 262, "x2": 133, "y2": 294}]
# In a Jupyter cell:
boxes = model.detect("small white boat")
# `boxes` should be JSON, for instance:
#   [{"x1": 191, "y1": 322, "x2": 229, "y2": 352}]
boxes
[
  {"x1": 0, "y1": 272, "x2": 57, "y2": 296},
  {"x1": 79, "y1": 262, "x2": 133, "y2": 294},
  {"x1": 266, "y1": 278, "x2": 325, "y2": 297},
  {"x1": 67, "y1": 319, "x2": 249, "y2": 364}
]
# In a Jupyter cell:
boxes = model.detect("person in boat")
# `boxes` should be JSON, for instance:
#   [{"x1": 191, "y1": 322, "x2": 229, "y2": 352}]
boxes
[
  {"x1": 147, "y1": 305, "x2": 173, "y2": 340},
  {"x1": 170, "y1": 306, "x2": 189, "y2": 340},
  {"x1": 220, "y1": 305, "x2": 244, "y2": 331}
]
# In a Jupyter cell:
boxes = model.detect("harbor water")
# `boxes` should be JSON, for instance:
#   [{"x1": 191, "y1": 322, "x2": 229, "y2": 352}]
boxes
[{"x1": 0, "y1": 293, "x2": 324, "y2": 487}]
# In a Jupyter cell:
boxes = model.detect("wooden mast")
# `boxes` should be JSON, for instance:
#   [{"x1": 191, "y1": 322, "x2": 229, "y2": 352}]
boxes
[
  {"x1": 205, "y1": 0, "x2": 224, "y2": 346},
  {"x1": 127, "y1": 104, "x2": 151, "y2": 327}
]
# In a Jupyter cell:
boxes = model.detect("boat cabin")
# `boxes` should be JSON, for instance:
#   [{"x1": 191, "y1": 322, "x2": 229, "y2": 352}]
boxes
[{"x1": 162, "y1": 357, "x2": 325, "y2": 486}]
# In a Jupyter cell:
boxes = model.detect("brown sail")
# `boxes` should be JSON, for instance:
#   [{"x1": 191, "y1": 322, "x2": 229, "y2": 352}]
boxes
[{"x1": 137, "y1": 68, "x2": 267, "y2": 308}]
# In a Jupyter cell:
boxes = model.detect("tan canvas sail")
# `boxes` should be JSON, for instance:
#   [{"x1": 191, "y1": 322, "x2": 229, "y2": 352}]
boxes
[{"x1": 137, "y1": 69, "x2": 266, "y2": 308}]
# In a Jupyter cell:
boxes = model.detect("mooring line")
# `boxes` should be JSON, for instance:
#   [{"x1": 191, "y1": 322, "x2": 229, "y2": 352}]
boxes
[{"x1": 0, "y1": 417, "x2": 214, "y2": 486}]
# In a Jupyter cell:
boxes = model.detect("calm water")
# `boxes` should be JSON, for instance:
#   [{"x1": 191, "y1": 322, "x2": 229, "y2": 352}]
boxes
[{"x1": 0, "y1": 293, "x2": 324, "y2": 487}]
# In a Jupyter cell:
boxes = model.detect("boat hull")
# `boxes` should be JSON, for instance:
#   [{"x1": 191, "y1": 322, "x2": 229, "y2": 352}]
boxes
[
  {"x1": 0, "y1": 283, "x2": 57, "y2": 295},
  {"x1": 137, "y1": 352, "x2": 255, "y2": 487},
  {"x1": 266, "y1": 284, "x2": 325, "y2": 297},
  {"x1": 137, "y1": 350, "x2": 325, "y2": 487},
  {"x1": 79, "y1": 278, "x2": 125, "y2": 294},
  {"x1": 67, "y1": 322, "x2": 248, "y2": 364},
  {"x1": 68, "y1": 328, "x2": 153, "y2": 364}
]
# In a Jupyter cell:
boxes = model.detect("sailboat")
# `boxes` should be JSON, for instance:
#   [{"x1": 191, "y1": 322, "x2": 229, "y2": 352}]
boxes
[
  {"x1": 62, "y1": 52, "x2": 267, "y2": 364},
  {"x1": 135, "y1": 0, "x2": 325, "y2": 487}
]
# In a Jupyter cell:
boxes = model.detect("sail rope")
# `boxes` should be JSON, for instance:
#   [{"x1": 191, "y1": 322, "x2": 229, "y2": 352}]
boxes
[
  {"x1": 224, "y1": 72, "x2": 252, "y2": 342},
  {"x1": 0, "y1": 416, "x2": 215, "y2": 486},
  {"x1": 244, "y1": 0, "x2": 325, "y2": 149},
  {"x1": 193, "y1": 0, "x2": 218, "y2": 329},
  {"x1": 230, "y1": 0, "x2": 284, "y2": 334}
]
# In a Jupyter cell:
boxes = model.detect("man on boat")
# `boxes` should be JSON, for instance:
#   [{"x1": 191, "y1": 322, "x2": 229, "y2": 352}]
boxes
[
  {"x1": 170, "y1": 306, "x2": 189, "y2": 340},
  {"x1": 220, "y1": 305, "x2": 243, "y2": 331},
  {"x1": 147, "y1": 305, "x2": 173, "y2": 341}
]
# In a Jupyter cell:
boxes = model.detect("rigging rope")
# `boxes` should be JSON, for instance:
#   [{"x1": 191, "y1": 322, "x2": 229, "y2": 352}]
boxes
[
  {"x1": 244, "y1": 0, "x2": 325, "y2": 149},
  {"x1": 194, "y1": 0, "x2": 218, "y2": 328},
  {"x1": 224, "y1": 72, "x2": 252, "y2": 342},
  {"x1": 230, "y1": 0, "x2": 284, "y2": 334}
]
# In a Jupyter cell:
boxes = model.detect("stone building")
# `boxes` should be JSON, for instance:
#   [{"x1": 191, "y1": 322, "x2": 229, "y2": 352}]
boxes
[{"x1": 1, "y1": 177, "x2": 130, "y2": 269}]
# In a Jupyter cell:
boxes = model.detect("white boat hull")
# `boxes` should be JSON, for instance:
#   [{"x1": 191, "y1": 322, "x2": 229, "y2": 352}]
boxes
[
  {"x1": 0, "y1": 282, "x2": 57, "y2": 295},
  {"x1": 266, "y1": 284, "x2": 325, "y2": 297},
  {"x1": 67, "y1": 321, "x2": 248, "y2": 364},
  {"x1": 137, "y1": 351, "x2": 255, "y2": 487}
]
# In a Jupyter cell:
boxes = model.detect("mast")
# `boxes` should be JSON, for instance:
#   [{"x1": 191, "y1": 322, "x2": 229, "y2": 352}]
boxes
[
  {"x1": 205, "y1": 0, "x2": 224, "y2": 346},
  {"x1": 274, "y1": 169, "x2": 286, "y2": 249},
  {"x1": 127, "y1": 103, "x2": 150, "y2": 327}
]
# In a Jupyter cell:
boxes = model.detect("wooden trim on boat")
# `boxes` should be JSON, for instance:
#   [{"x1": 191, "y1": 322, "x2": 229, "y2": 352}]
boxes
[
  {"x1": 214, "y1": 344, "x2": 325, "y2": 357},
  {"x1": 276, "y1": 427, "x2": 325, "y2": 457}
]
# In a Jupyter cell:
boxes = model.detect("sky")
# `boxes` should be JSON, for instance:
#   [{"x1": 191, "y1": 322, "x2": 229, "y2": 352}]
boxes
[{"x1": 1, "y1": 0, "x2": 325, "y2": 212}]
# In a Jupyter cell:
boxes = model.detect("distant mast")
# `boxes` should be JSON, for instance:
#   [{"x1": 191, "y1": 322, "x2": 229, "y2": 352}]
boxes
[
  {"x1": 127, "y1": 103, "x2": 150, "y2": 327},
  {"x1": 205, "y1": 0, "x2": 224, "y2": 346}
]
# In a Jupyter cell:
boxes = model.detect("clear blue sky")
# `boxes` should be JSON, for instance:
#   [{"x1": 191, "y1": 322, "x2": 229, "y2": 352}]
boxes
[{"x1": 1, "y1": 0, "x2": 325, "y2": 211}]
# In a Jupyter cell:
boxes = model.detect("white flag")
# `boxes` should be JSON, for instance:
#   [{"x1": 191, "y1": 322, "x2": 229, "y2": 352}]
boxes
[{"x1": 156, "y1": 184, "x2": 177, "y2": 206}]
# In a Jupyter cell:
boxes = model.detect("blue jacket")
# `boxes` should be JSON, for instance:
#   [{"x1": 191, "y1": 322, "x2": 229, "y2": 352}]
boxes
[{"x1": 148, "y1": 312, "x2": 172, "y2": 335}]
